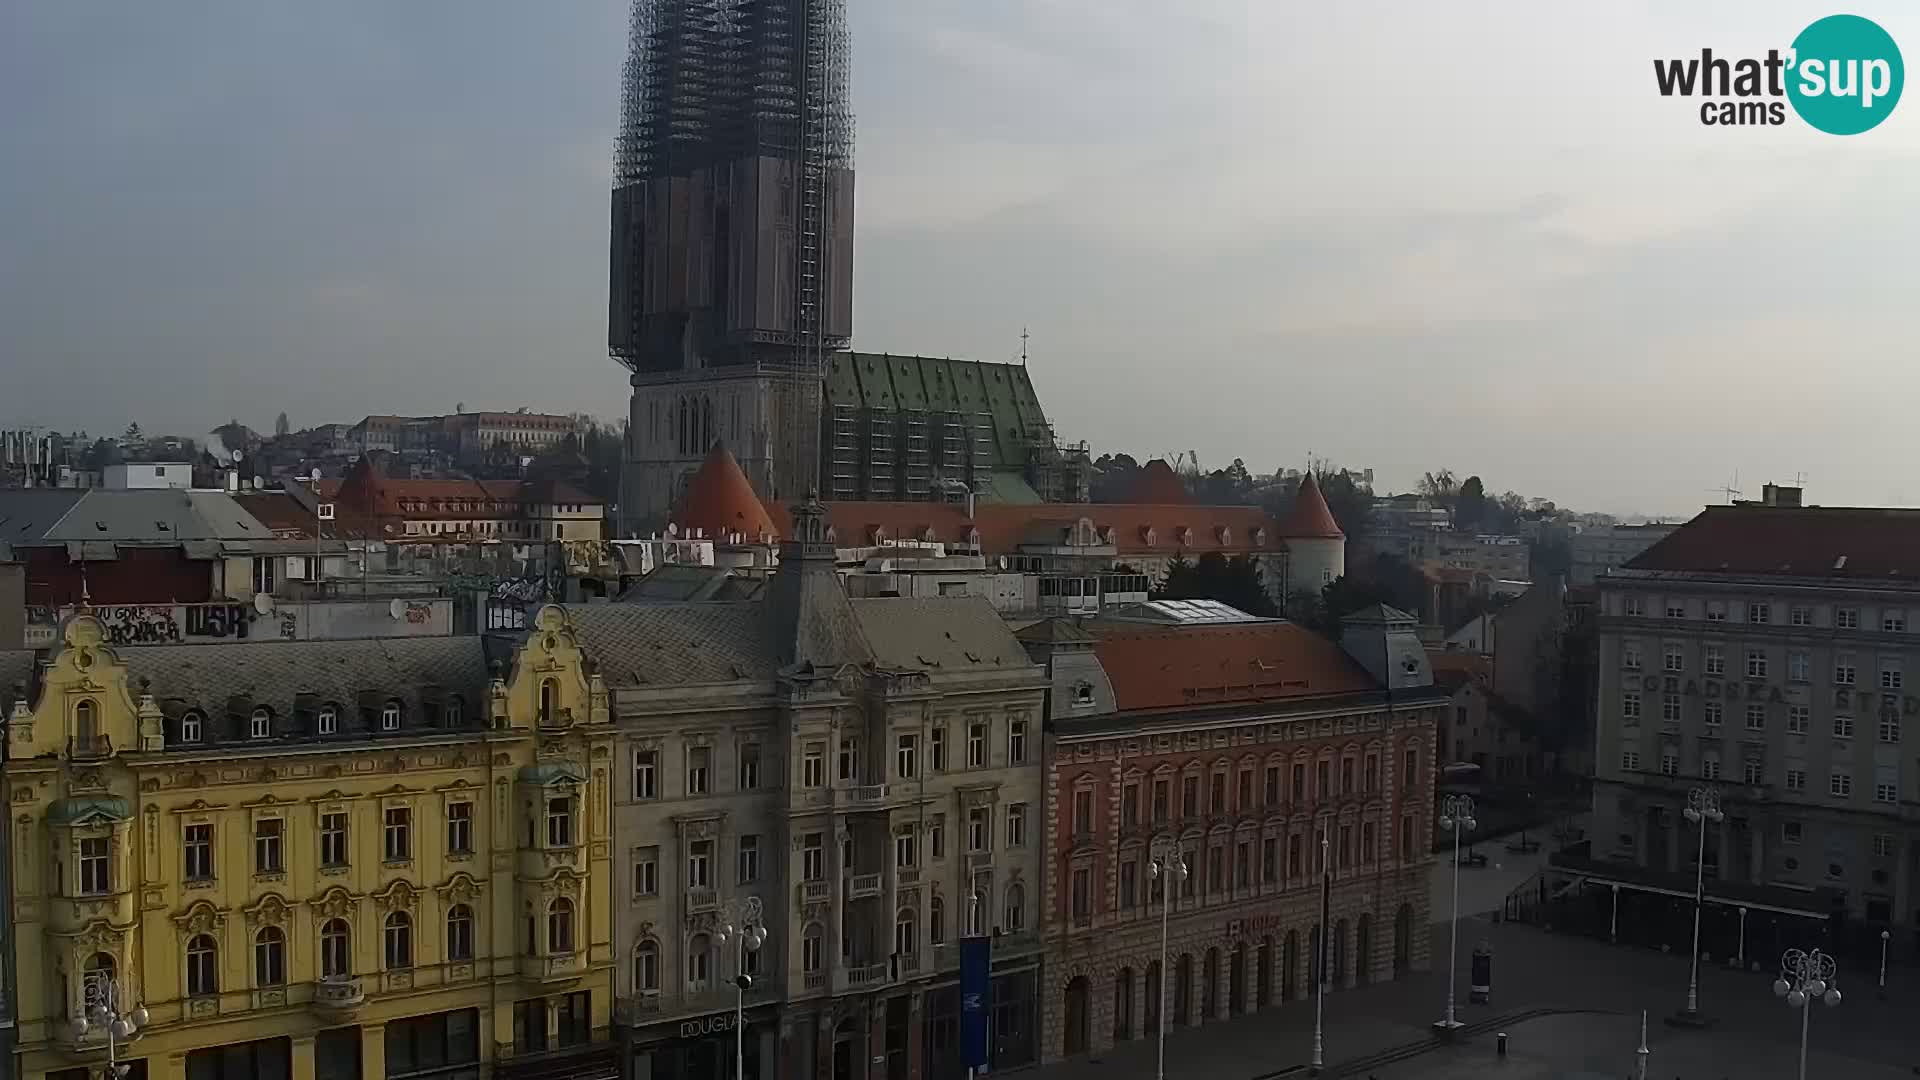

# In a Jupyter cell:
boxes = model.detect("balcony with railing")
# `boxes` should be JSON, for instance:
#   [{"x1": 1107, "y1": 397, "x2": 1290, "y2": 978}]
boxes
[
  {"x1": 686, "y1": 887, "x2": 718, "y2": 913},
  {"x1": 518, "y1": 950, "x2": 582, "y2": 984},
  {"x1": 67, "y1": 734, "x2": 113, "y2": 760},
  {"x1": 797, "y1": 879, "x2": 832, "y2": 906},
  {"x1": 844, "y1": 962, "x2": 891, "y2": 988},
  {"x1": 313, "y1": 976, "x2": 365, "y2": 1014},
  {"x1": 846, "y1": 873, "x2": 882, "y2": 899},
  {"x1": 836, "y1": 783, "x2": 890, "y2": 809}
]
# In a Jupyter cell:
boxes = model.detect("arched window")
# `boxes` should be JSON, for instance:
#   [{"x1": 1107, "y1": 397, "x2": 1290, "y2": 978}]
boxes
[
  {"x1": 315, "y1": 706, "x2": 337, "y2": 736},
  {"x1": 894, "y1": 909, "x2": 917, "y2": 957},
  {"x1": 1004, "y1": 883, "x2": 1025, "y2": 932},
  {"x1": 384, "y1": 912, "x2": 413, "y2": 969},
  {"x1": 929, "y1": 896, "x2": 945, "y2": 945},
  {"x1": 81, "y1": 952, "x2": 115, "y2": 1006},
  {"x1": 75, "y1": 699, "x2": 98, "y2": 740},
  {"x1": 539, "y1": 679, "x2": 558, "y2": 726},
  {"x1": 186, "y1": 935, "x2": 218, "y2": 997},
  {"x1": 634, "y1": 939, "x2": 660, "y2": 993},
  {"x1": 249, "y1": 707, "x2": 272, "y2": 739},
  {"x1": 381, "y1": 700, "x2": 402, "y2": 731},
  {"x1": 254, "y1": 926, "x2": 287, "y2": 987},
  {"x1": 801, "y1": 924, "x2": 824, "y2": 974},
  {"x1": 444, "y1": 696, "x2": 463, "y2": 728},
  {"x1": 687, "y1": 933, "x2": 711, "y2": 989},
  {"x1": 447, "y1": 904, "x2": 474, "y2": 962},
  {"x1": 180, "y1": 710, "x2": 204, "y2": 743},
  {"x1": 321, "y1": 918, "x2": 351, "y2": 979},
  {"x1": 547, "y1": 898, "x2": 575, "y2": 954}
]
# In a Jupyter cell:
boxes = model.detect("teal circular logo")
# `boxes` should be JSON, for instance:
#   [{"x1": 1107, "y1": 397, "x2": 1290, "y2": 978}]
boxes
[{"x1": 1787, "y1": 14, "x2": 1904, "y2": 135}]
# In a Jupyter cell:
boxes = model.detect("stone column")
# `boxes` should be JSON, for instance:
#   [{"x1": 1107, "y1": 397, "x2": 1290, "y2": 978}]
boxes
[
  {"x1": 361, "y1": 1022, "x2": 388, "y2": 1080},
  {"x1": 291, "y1": 1033, "x2": 317, "y2": 1080}
]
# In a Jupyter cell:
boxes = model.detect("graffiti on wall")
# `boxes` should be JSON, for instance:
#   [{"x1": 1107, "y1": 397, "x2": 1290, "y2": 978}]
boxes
[{"x1": 86, "y1": 603, "x2": 259, "y2": 646}]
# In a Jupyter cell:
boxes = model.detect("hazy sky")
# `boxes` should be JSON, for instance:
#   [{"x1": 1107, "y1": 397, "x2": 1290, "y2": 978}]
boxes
[{"x1": 5, "y1": 2, "x2": 1918, "y2": 517}]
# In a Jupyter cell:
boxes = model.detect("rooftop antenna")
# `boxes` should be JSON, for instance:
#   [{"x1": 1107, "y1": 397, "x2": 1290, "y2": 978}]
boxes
[
  {"x1": 1706, "y1": 471, "x2": 1742, "y2": 504},
  {"x1": 1019, "y1": 326, "x2": 1029, "y2": 366}
]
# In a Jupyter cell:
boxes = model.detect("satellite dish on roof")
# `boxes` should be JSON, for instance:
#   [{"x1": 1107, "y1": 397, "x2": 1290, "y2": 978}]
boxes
[
  {"x1": 389, "y1": 598, "x2": 406, "y2": 620},
  {"x1": 254, "y1": 592, "x2": 275, "y2": 616},
  {"x1": 998, "y1": 556, "x2": 1009, "y2": 570},
  {"x1": 231, "y1": 449, "x2": 244, "y2": 463}
]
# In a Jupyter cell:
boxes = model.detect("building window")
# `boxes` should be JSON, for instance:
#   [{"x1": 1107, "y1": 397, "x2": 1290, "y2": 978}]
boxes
[
  {"x1": 1887, "y1": 611, "x2": 1909, "y2": 632},
  {"x1": 930, "y1": 820, "x2": 944, "y2": 860},
  {"x1": 253, "y1": 556, "x2": 276, "y2": 595},
  {"x1": 1782, "y1": 821, "x2": 1802, "y2": 844},
  {"x1": 1623, "y1": 642, "x2": 1643, "y2": 670},
  {"x1": 1836, "y1": 657, "x2": 1857, "y2": 685},
  {"x1": 1704, "y1": 702, "x2": 1723, "y2": 730},
  {"x1": 184, "y1": 824, "x2": 214, "y2": 881},
  {"x1": 1666, "y1": 601, "x2": 1686, "y2": 619},
  {"x1": 1663, "y1": 645, "x2": 1684, "y2": 672},
  {"x1": 254, "y1": 927, "x2": 287, "y2": 987},
  {"x1": 1789, "y1": 652, "x2": 1810, "y2": 683},
  {"x1": 1122, "y1": 783, "x2": 1141, "y2": 827},
  {"x1": 1071, "y1": 867, "x2": 1091, "y2": 922},
  {"x1": 837, "y1": 736, "x2": 861, "y2": 783},
  {"x1": 739, "y1": 834, "x2": 760, "y2": 883},
  {"x1": 1009, "y1": 720, "x2": 1028, "y2": 764},
  {"x1": 635, "y1": 941, "x2": 661, "y2": 992},
  {"x1": 445, "y1": 903, "x2": 475, "y2": 962},
  {"x1": 1073, "y1": 789, "x2": 1094, "y2": 835},
  {"x1": 316, "y1": 812, "x2": 348, "y2": 868},
  {"x1": 802, "y1": 743, "x2": 825, "y2": 788},
  {"x1": 1747, "y1": 602, "x2": 1770, "y2": 624},
  {"x1": 1705, "y1": 600, "x2": 1727, "y2": 622},
  {"x1": 179, "y1": 710, "x2": 203, "y2": 743},
  {"x1": 802, "y1": 926, "x2": 824, "y2": 973},
  {"x1": 321, "y1": 919, "x2": 350, "y2": 979},
  {"x1": 1876, "y1": 782, "x2": 1898, "y2": 804},
  {"x1": 1621, "y1": 750, "x2": 1641, "y2": 771},
  {"x1": 633, "y1": 749, "x2": 658, "y2": 799},
  {"x1": 1834, "y1": 715, "x2": 1855, "y2": 739},
  {"x1": 1745, "y1": 704, "x2": 1765, "y2": 731},
  {"x1": 894, "y1": 911, "x2": 917, "y2": 957},
  {"x1": 384, "y1": 912, "x2": 413, "y2": 969},
  {"x1": 249, "y1": 707, "x2": 272, "y2": 739},
  {"x1": 1702, "y1": 754, "x2": 1721, "y2": 781},
  {"x1": 930, "y1": 728, "x2": 947, "y2": 771},
  {"x1": 316, "y1": 706, "x2": 337, "y2": 735},
  {"x1": 186, "y1": 934, "x2": 218, "y2": 996},
  {"x1": 1881, "y1": 713, "x2": 1902, "y2": 743},
  {"x1": 687, "y1": 746, "x2": 711, "y2": 795},
  {"x1": 1882, "y1": 660, "x2": 1904, "y2": 690},
  {"x1": 1790, "y1": 605, "x2": 1812, "y2": 626},
  {"x1": 1746, "y1": 650, "x2": 1768, "y2": 679},
  {"x1": 1873, "y1": 834, "x2": 1895, "y2": 858},
  {"x1": 967, "y1": 723, "x2": 987, "y2": 768},
  {"x1": 548, "y1": 898, "x2": 575, "y2": 953},
  {"x1": 1662, "y1": 695, "x2": 1682, "y2": 722},
  {"x1": 738, "y1": 742, "x2": 761, "y2": 790},
  {"x1": 538, "y1": 679, "x2": 558, "y2": 725},
  {"x1": 687, "y1": 934, "x2": 711, "y2": 989},
  {"x1": 896, "y1": 734, "x2": 918, "y2": 780},
  {"x1": 1743, "y1": 760, "x2": 1763, "y2": 785},
  {"x1": 381, "y1": 701, "x2": 401, "y2": 731},
  {"x1": 893, "y1": 830, "x2": 916, "y2": 870},
  {"x1": 384, "y1": 807, "x2": 412, "y2": 861},
  {"x1": 687, "y1": 841, "x2": 712, "y2": 888},
  {"x1": 1831, "y1": 771, "x2": 1853, "y2": 798},
  {"x1": 1625, "y1": 596, "x2": 1646, "y2": 617},
  {"x1": 1008, "y1": 803, "x2": 1028, "y2": 847},
  {"x1": 1660, "y1": 751, "x2": 1679, "y2": 776},
  {"x1": 1005, "y1": 883, "x2": 1025, "y2": 932},
  {"x1": 1621, "y1": 693, "x2": 1642, "y2": 720},
  {"x1": 1704, "y1": 646, "x2": 1724, "y2": 676},
  {"x1": 968, "y1": 807, "x2": 990, "y2": 852},
  {"x1": 546, "y1": 796, "x2": 573, "y2": 848},
  {"x1": 254, "y1": 819, "x2": 284, "y2": 874},
  {"x1": 633, "y1": 847, "x2": 659, "y2": 896},
  {"x1": 802, "y1": 834, "x2": 824, "y2": 882},
  {"x1": 1786, "y1": 705, "x2": 1808, "y2": 733},
  {"x1": 1837, "y1": 607, "x2": 1860, "y2": 629},
  {"x1": 1786, "y1": 769, "x2": 1806, "y2": 791},
  {"x1": 1153, "y1": 778, "x2": 1170, "y2": 823},
  {"x1": 446, "y1": 802, "x2": 473, "y2": 855}
]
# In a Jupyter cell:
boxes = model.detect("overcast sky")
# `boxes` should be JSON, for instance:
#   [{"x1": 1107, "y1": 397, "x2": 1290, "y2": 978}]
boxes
[{"x1": 5, "y1": 1, "x2": 1917, "y2": 516}]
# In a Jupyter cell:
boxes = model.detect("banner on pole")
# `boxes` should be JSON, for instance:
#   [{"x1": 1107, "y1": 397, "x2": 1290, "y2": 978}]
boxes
[{"x1": 960, "y1": 937, "x2": 990, "y2": 1067}]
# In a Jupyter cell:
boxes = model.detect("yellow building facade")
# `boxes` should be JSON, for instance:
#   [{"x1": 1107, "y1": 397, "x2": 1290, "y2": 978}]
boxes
[{"x1": 3, "y1": 606, "x2": 616, "y2": 1080}]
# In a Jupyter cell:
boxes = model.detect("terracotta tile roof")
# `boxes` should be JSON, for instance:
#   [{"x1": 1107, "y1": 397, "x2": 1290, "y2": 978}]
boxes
[
  {"x1": 1427, "y1": 650, "x2": 1491, "y2": 689},
  {"x1": 1129, "y1": 459, "x2": 1192, "y2": 504},
  {"x1": 1278, "y1": 473, "x2": 1344, "y2": 539},
  {"x1": 1087, "y1": 622, "x2": 1376, "y2": 711},
  {"x1": 1626, "y1": 505, "x2": 1920, "y2": 581},
  {"x1": 762, "y1": 500, "x2": 1278, "y2": 557},
  {"x1": 674, "y1": 443, "x2": 777, "y2": 542}
]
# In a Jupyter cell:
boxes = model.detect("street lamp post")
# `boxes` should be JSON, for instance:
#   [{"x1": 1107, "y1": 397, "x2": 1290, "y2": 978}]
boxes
[
  {"x1": 1773, "y1": 948, "x2": 1840, "y2": 1080},
  {"x1": 1674, "y1": 786, "x2": 1723, "y2": 1024},
  {"x1": 1147, "y1": 840, "x2": 1187, "y2": 1080},
  {"x1": 1736, "y1": 906, "x2": 1747, "y2": 971},
  {"x1": 715, "y1": 896, "x2": 767, "y2": 1080},
  {"x1": 1633, "y1": 1009, "x2": 1649, "y2": 1080},
  {"x1": 70, "y1": 971, "x2": 148, "y2": 1079},
  {"x1": 1879, "y1": 929, "x2": 1891, "y2": 998},
  {"x1": 1310, "y1": 827, "x2": 1330, "y2": 1073},
  {"x1": 1434, "y1": 794, "x2": 1477, "y2": 1034}
]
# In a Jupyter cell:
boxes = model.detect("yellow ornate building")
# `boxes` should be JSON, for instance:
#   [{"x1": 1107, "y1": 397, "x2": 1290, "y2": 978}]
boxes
[{"x1": 2, "y1": 606, "x2": 616, "y2": 1080}]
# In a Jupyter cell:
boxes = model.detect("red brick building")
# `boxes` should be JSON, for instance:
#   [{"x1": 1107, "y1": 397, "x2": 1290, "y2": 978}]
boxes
[{"x1": 1029, "y1": 605, "x2": 1445, "y2": 1061}]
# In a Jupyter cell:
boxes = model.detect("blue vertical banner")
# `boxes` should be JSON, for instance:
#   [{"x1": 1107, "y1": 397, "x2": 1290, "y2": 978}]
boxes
[{"x1": 959, "y1": 937, "x2": 991, "y2": 1067}]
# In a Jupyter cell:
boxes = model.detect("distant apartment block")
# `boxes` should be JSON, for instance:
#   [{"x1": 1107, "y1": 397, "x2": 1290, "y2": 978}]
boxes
[{"x1": 1571, "y1": 522, "x2": 1681, "y2": 585}]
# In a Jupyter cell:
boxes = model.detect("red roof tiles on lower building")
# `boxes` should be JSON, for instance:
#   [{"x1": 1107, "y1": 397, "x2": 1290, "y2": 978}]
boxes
[
  {"x1": 761, "y1": 500, "x2": 1280, "y2": 557},
  {"x1": 1627, "y1": 504, "x2": 1920, "y2": 581},
  {"x1": 1088, "y1": 622, "x2": 1376, "y2": 711}
]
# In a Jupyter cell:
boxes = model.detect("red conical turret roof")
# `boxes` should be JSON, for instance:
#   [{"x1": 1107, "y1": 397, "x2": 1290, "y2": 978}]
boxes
[
  {"x1": 1279, "y1": 473, "x2": 1345, "y2": 539},
  {"x1": 1130, "y1": 459, "x2": 1192, "y2": 504},
  {"x1": 674, "y1": 442, "x2": 777, "y2": 542}
]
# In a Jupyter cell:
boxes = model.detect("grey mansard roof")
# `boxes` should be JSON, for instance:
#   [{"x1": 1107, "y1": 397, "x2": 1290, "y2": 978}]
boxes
[
  {"x1": 848, "y1": 597, "x2": 1038, "y2": 674},
  {"x1": 565, "y1": 602, "x2": 783, "y2": 687}
]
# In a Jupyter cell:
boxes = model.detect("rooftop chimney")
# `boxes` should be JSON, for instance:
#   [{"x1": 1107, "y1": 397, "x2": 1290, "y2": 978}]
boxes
[{"x1": 1761, "y1": 483, "x2": 1803, "y2": 508}]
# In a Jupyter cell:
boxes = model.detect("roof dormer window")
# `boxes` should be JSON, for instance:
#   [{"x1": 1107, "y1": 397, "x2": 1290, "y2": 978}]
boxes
[
  {"x1": 381, "y1": 701, "x2": 402, "y2": 732},
  {"x1": 249, "y1": 707, "x2": 272, "y2": 740},
  {"x1": 317, "y1": 706, "x2": 338, "y2": 736},
  {"x1": 179, "y1": 711, "x2": 204, "y2": 744}
]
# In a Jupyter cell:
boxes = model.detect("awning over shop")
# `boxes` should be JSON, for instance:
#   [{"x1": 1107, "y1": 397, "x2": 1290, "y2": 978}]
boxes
[{"x1": 1550, "y1": 853, "x2": 1843, "y2": 921}]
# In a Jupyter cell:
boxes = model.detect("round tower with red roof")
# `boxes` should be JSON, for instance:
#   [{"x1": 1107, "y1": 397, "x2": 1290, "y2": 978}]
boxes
[
  {"x1": 1278, "y1": 472, "x2": 1346, "y2": 596},
  {"x1": 672, "y1": 442, "x2": 778, "y2": 544}
]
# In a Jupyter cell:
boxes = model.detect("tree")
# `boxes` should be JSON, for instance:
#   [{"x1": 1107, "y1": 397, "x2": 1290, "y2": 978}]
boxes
[
  {"x1": 1153, "y1": 551, "x2": 1277, "y2": 618},
  {"x1": 1418, "y1": 468, "x2": 1458, "y2": 502},
  {"x1": 275, "y1": 412, "x2": 291, "y2": 438},
  {"x1": 1089, "y1": 453, "x2": 1142, "y2": 503},
  {"x1": 1455, "y1": 475, "x2": 1487, "y2": 530}
]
